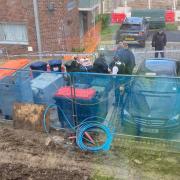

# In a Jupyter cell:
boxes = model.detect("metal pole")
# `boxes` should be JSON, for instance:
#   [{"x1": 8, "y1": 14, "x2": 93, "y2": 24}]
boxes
[
  {"x1": 94, "y1": 0, "x2": 96, "y2": 27},
  {"x1": 148, "y1": 0, "x2": 151, "y2": 9},
  {"x1": 33, "y1": 0, "x2": 42, "y2": 54},
  {"x1": 173, "y1": 0, "x2": 176, "y2": 11},
  {"x1": 101, "y1": 0, "x2": 104, "y2": 14},
  {"x1": 124, "y1": 0, "x2": 127, "y2": 14},
  {"x1": 102, "y1": 0, "x2": 105, "y2": 14},
  {"x1": 70, "y1": 73, "x2": 77, "y2": 127}
]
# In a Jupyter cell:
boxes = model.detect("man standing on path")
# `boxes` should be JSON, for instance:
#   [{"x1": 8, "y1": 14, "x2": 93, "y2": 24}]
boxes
[
  {"x1": 110, "y1": 42, "x2": 135, "y2": 75},
  {"x1": 152, "y1": 29, "x2": 167, "y2": 58},
  {"x1": 110, "y1": 42, "x2": 135, "y2": 107}
]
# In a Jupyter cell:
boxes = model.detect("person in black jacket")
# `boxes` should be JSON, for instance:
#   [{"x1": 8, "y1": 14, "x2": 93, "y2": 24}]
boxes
[
  {"x1": 152, "y1": 30, "x2": 167, "y2": 58},
  {"x1": 65, "y1": 56, "x2": 81, "y2": 72},
  {"x1": 93, "y1": 53, "x2": 109, "y2": 73},
  {"x1": 110, "y1": 42, "x2": 135, "y2": 75}
]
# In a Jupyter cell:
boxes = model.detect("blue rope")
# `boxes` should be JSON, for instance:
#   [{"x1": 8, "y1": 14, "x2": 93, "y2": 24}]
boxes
[{"x1": 43, "y1": 104, "x2": 113, "y2": 152}]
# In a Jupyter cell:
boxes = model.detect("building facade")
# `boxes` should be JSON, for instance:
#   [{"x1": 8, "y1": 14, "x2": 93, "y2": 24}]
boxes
[
  {"x1": 0, "y1": 0, "x2": 100, "y2": 55},
  {"x1": 0, "y1": 0, "x2": 37, "y2": 55}
]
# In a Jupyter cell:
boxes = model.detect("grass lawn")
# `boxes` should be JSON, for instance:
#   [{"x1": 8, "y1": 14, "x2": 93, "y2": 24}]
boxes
[
  {"x1": 165, "y1": 23, "x2": 178, "y2": 31},
  {"x1": 101, "y1": 24, "x2": 120, "y2": 41}
]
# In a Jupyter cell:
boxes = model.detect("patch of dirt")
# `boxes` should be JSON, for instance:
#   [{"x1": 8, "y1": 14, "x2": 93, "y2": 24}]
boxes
[
  {"x1": 0, "y1": 123, "x2": 92, "y2": 180},
  {"x1": 0, "y1": 163, "x2": 88, "y2": 180},
  {"x1": 0, "y1": 122, "x2": 179, "y2": 180}
]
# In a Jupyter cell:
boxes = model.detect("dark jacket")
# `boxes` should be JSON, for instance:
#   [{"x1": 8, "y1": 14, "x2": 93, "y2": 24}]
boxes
[
  {"x1": 112, "y1": 60, "x2": 127, "y2": 74},
  {"x1": 152, "y1": 32, "x2": 167, "y2": 50},
  {"x1": 65, "y1": 60, "x2": 80, "y2": 72},
  {"x1": 93, "y1": 57, "x2": 109, "y2": 73},
  {"x1": 110, "y1": 48, "x2": 136, "y2": 74}
]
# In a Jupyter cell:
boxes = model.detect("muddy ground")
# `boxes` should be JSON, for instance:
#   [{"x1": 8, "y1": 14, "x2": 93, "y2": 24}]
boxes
[
  {"x1": 0, "y1": 122, "x2": 92, "y2": 180},
  {"x1": 0, "y1": 121, "x2": 179, "y2": 180}
]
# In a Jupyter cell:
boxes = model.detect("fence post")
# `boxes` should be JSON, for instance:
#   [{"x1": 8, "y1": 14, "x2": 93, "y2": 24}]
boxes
[
  {"x1": 33, "y1": 0, "x2": 42, "y2": 59},
  {"x1": 148, "y1": 0, "x2": 151, "y2": 9}
]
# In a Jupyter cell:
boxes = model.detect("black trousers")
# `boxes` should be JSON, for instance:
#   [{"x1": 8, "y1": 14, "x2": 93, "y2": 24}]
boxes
[{"x1": 155, "y1": 48, "x2": 164, "y2": 58}]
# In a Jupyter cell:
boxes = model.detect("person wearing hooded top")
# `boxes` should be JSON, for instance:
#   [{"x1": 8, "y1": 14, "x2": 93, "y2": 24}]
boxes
[
  {"x1": 93, "y1": 53, "x2": 109, "y2": 73},
  {"x1": 152, "y1": 29, "x2": 167, "y2": 58}
]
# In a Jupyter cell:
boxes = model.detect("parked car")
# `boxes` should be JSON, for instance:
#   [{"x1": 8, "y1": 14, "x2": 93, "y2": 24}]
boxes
[
  {"x1": 121, "y1": 58, "x2": 180, "y2": 138},
  {"x1": 116, "y1": 17, "x2": 149, "y2": 47}
]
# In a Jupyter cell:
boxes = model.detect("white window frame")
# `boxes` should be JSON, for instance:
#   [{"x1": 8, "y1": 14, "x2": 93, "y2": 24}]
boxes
[{"x1": 0, "y1": 23, "x2": 29, "y2": 45}]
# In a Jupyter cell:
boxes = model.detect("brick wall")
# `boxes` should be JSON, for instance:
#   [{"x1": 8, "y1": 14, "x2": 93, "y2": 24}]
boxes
[
  {"x1": 38, "y1": 0, "x2": 80, "y2": 52},
  {"x1": 0, "y1": 0, "x2": 37, "y2": 55},
  {"x1": 0, "y1": 0, "x2": 81, "y2": 55}
]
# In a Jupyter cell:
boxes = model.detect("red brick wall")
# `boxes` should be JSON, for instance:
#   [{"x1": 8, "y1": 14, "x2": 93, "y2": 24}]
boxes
[
  {"x1": 0, "y1": 0, "x2": 80, "y2": 55},
  {"x1": 0, "y1": 0, "x2": 37, "y2": 55},
  {"x1": 38, "y1": 0, "x2": 80, "y2": 52}
]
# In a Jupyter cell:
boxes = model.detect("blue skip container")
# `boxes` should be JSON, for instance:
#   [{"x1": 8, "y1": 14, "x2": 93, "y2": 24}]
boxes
[
  {"x1": 48, "y1": 59, "x2": 62, "y2": 72},
  {"x1": 30, "y1": 61, "x2": 47, "y2": 78}
]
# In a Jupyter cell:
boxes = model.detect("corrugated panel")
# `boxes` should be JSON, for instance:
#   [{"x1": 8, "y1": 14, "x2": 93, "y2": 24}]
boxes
[{"x1": 131, "y1": 9, "x2": 165, "y2": 28}]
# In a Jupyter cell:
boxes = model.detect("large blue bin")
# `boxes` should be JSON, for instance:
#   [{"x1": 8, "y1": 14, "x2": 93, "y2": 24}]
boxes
[
  {"x1": 31, "y1": 73, "x2": 64, "y2": 105},
  {"x1": 53, "y1": 86, "x2": 108, "y2": 128},
  {"x1": 30, "y1": 61, "x2": 47, "y2": 78},
  {"x1": 48, "y1": 59, "x2": 62, "y2": 72},
  {"x1": 0, "y1": 71, "x2": 33, "y2": 119}
]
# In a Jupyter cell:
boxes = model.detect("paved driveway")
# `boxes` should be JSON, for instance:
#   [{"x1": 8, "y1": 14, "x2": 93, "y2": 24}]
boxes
[{"x1": 103, "y1": 44, "x2": 180, "y2": 71}]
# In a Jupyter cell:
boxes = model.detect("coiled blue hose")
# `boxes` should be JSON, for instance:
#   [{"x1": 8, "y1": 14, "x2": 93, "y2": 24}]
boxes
[
  {"x1": 76, "y1": 121, "x2": 112, "y2": 152},
  {"x1": 43, "y1": 104, "x2": 113, "y2": 152}
]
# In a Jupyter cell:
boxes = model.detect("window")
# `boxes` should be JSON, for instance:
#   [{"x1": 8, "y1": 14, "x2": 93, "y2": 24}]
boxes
[
  {"x1": 121, "y1": 24, "x2": 141, "y2": 31},
  {"x1": 139, "y1": 60, "x2": 176, "y2": 76},
  {"x1": 0, "y1": 23, "x2": 28, "y2": 45}
]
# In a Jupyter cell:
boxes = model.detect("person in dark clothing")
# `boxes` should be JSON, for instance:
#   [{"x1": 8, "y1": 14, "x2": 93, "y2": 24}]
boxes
[
  {"x1": 110, "y1": 42, "x2": 135, "y2": 107},
  {"x1": 111, "y1": 55, "x2": 128, "y2": 107},
  {"x1": 93, "y1": 53, "x2": 109, "y2": 73},
  {"x1": 65, "y1": 56, "x2": 81, "y2": 72},
  {"x1": 110, "y1": 42, "x2": 136, "y2": 75},
  {"x1": 71, "y1": 56, "x2": 81, "y2": 72},
  {"x1": 152, "y1": 30, "x2": 167, "y2": 58},
  {"x1": 110, "y1": 43, "x2": 136, "y2": 74}
]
